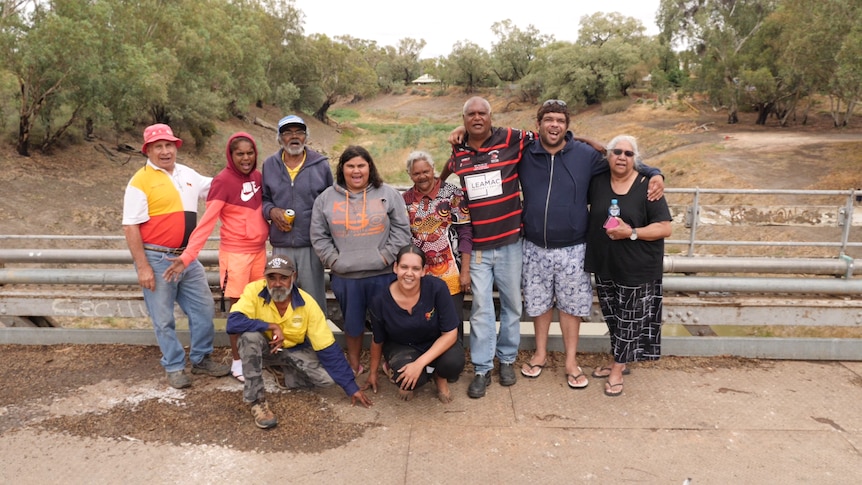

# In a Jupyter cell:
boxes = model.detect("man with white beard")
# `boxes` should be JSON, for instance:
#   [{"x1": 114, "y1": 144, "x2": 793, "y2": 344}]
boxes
[
  {"x1": 261, "y1": 115, "x2": 333, "y2": 311},
  {"x1": 227, "y1": 255, "x2": 372, "y2": 429}
]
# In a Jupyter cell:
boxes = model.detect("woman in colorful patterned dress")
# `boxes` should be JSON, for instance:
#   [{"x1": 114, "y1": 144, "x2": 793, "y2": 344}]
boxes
[{"x1": 402, "y1": 151, "x2": 472, "y2": 344}]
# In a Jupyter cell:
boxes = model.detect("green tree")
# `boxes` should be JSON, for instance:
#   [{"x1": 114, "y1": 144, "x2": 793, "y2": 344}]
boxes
[
  {"x1": 254, "y1": 0, "x2": 304, "y2": 110},
  {"x1": 490, "y1": 19, "x2": 551, "y2": 83},
  {"x1": 392, "y1": 37, "x2": 427, "y2": 85},
  {"x1": 0, "y1": 0, "x2": 106, "y2": 155},
  {"x1": 577, "y1": 12, "x2": 646, "y2": 46},
  {"x1": 579, "y1": 13, "x2": 648, "y2": 100},
  {"x1": 829, "y1": 26, "x2": 862, "y2": 127},
  {"x1": 535, "y1": 13, "x2": 650, "y2": 106},
  {"x1": 301, "y1": 34, "x2": 378, "y2": 123},
  {"x1": 658, "y1": 0, "x2": 778, "y2": 124},
  {"x1": 443, "y1": 41, "x2": 493, "y2": 93}
]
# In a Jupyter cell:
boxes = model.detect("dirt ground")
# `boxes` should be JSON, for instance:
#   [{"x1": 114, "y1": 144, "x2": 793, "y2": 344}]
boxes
[{"x1": 0, "y1": 344, "x2": 768, "y2": 453}]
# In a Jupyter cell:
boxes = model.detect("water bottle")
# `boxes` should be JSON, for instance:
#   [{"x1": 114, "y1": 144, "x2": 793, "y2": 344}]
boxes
[
  {"x1": 608, "y1": 199, "x2": 620, "y2": 218},
  {"x1": 604, "y1": 199, "x2": 620, "y2": 229}
]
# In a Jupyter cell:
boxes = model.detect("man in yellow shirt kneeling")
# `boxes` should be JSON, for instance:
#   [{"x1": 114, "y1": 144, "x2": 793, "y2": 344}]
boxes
[{"x1": 227, "y1": 255, "x2": 373, "y2": 429}]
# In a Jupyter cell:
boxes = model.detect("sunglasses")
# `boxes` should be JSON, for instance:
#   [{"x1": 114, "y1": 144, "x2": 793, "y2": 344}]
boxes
[
  {"x1": 611, "y1": 148, "x2": 635, "y2": 157},
  {"x1": 542, "y1": 99, "x2": 567, "y2": 107}
]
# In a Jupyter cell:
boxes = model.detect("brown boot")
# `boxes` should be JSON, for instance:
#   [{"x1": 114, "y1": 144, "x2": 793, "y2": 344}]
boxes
[{"x1": 251, "y1": 400, "x2": 277, "y2": 429}]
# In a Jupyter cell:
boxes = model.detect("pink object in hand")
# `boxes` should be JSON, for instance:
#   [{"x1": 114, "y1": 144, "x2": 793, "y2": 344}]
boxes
[{"x1": 603, "y1": 216, "x2": 620, "y2": 229}]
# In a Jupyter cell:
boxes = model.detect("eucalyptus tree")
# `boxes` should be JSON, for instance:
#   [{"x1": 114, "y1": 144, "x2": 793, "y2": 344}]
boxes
[
  {"x1": 576, "y1": 12, "x2": 648, "y2": 100},
  {"x1": 658, "y1": 0, "x2": 778, "y2": 124},
  {"x1": 0, "y1": 0, "x2": 107, "y2": 155},
  {"x1": 489, "y1": 19, "x2": 551, "y2": 83},
  {"x1": 829, "y1": 27, "x2": 862, "y2": 127},
  {"x1": 443, "y1": 41, "x2": 494, "y2": 93},
  {"x1": 392, "y1": 37, "x2": 427, "y2": 85},
  {"x1": 532, "y1": 13, "x2": 649, "y2": 106},
  {"x1": 301, "y1": 33, "x2": 378, "y2": 122},
  {"x1": 772, "y1": 0, "x2": 862, "y2": 127},
  {"x1": 337, "y1": 36, "x2": 396, "y2": 93},
  {"x1": 255, "y1": 0, "x2": 305, "y2": 111}
]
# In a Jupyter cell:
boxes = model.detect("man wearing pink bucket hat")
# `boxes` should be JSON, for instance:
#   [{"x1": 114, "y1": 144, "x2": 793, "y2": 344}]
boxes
[{"x1": 123, "y1": 123, "x2": 231, "y2": 389}]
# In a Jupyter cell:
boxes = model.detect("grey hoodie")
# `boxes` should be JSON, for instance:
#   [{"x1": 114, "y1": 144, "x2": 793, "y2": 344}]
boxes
[{"x1": 310, "y1": 182, "x2": 411, "y2": 279}]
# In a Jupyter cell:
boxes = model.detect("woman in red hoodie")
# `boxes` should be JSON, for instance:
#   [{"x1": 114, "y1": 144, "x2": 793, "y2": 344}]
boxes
[{"x1": 164, "y1": 132, "x2": 270, "y2": 382}]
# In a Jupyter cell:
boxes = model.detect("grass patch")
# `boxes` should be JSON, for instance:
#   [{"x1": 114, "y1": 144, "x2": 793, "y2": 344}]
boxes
[
  {"x1": 328, "y1": 108, "x2": 360, "y2": 122},
  {"x1": 329, "y1": 121, "x2": 458, "y2": 187}
]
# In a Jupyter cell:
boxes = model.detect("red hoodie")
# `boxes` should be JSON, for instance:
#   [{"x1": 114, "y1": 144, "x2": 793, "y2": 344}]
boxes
[{"x1": 180, "y1": 132, "x2": 270, "y2": 266}]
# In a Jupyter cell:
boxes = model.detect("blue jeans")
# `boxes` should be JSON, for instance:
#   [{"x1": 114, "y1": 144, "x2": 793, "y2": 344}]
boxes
[
  {"x1": 468, "y1": 240, "x2": 523, "y2": 374},
  {"x1": 140, "y1": 248, "x2": 215, "y2": 372}
]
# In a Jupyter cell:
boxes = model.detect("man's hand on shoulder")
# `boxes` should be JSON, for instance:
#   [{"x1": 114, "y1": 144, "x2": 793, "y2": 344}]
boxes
[
  {"x1": 647, "y1": 175, "x2": 665, "y2": 201},
  {"x1": 573, "y1": 134, "x2": 607, "y2": 156},
  {"x1": 449, "y1": 125, "x2": 466, "y2": 146}
]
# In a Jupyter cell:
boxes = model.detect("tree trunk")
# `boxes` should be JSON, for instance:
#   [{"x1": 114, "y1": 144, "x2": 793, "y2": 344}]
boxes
[
  {"x1": 41, "y1": 105, "x2": 82, "y2": 153},
  {"x1": 16, "y1": 113, "x2": 31, "y2": 156},
  {"x1": 150, "y1": 105, "x2": 170, "y2": 124},
  {"x1": 727, "y1": 106, "x2": 739, "y2": 124},
  {"x1": 755, "y1": 103, "x2": 772, "y2": 125},
  {"x1": 313, "y1": 96, "x2": 335, "y2": 123}
]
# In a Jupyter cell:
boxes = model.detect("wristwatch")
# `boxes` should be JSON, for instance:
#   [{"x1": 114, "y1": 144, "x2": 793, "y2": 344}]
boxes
[{"x1": 630, "y1": 227, "x2": 638, "y2": 240}]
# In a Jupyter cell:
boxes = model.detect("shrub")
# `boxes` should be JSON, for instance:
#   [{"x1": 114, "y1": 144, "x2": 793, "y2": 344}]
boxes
[{"x1": 602, "y1": 98, "x2": 633, "y2": 115}]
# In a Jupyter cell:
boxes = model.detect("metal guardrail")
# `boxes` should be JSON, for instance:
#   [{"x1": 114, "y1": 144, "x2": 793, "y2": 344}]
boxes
[
  {"x1": 2, "y1": 188, "x2": 861, "y2": 360},
  {"x1": 662, "y1": 187, "x2": 862, "y2": 257}
]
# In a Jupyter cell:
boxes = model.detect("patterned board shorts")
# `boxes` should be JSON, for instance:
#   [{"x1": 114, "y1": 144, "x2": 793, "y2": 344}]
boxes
[{"x1": 521, "y1": 240, "x2": 593, "y2": 318}]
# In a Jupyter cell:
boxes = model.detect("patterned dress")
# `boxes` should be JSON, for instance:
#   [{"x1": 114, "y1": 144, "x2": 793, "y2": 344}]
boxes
[{"x1": 403, "y1": 180, "x2": 471, "y2": 295}]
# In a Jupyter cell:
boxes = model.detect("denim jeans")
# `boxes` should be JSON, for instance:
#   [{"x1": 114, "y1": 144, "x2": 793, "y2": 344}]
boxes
[
  {"x1": 468, "y1": 240, "x2": 523, "y2": 374},
  {"x1": 140, "y1": 248, "x2": 215, "y2": 372}
]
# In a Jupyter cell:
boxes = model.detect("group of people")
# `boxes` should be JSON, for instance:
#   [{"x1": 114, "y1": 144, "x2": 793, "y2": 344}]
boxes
[
  {"x1": 442, "y1": 97, "x2": 670, "y2": 399},
  {"x1": 121, "y1": 95, "x2": 671, "y2": 430}
]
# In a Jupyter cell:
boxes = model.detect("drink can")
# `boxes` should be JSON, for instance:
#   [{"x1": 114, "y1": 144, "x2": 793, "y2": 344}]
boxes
[{"x1": 283, "y1": 209, "x2": 295, "y2": 230}]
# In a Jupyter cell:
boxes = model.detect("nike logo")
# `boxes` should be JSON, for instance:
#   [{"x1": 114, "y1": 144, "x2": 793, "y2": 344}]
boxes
[{"x1": 241, "y1": 181, "x2": 260, "y2": 202}]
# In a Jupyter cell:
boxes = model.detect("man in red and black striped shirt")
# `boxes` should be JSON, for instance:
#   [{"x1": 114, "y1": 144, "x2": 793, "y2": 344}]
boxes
[{"x1": 444, "y1": 97, "x2": 532, "y2": 398}]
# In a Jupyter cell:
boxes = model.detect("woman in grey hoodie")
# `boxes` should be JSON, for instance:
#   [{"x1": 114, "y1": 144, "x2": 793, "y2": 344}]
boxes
[{"x1": 311, "y1": 146, "x2": 412, "y2": 375}]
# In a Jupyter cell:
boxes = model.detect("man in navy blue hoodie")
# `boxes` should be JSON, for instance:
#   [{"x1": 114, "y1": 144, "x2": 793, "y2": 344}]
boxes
[
  {"x1": 262, "y1": 115, "x2": 333, "y2": 312},
  {"x1": 519, "y1": 100, "x2": 663, "y2": 388}
]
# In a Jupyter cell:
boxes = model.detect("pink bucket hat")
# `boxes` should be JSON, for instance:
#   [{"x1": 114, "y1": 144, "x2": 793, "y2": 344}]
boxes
[{"x1": 141, "y1": 123, "x2": 183, "y2": 154}]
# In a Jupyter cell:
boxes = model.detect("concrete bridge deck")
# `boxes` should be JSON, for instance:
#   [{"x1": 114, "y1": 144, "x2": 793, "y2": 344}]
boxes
[{"x1": 0, "y1": 342, "x2": 860, "y2": 484}]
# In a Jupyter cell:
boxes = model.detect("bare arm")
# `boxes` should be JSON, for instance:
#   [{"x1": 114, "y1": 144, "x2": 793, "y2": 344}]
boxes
[
  {"x1": 647, "y1": 175, "x2": 664, "y2": 201},
  {"x1": 606, "y1": 219, "x2": 672, "y2": 241},
  {"x1": 123, "y1": 224, "x2": 155, "y2": 291},
  {"x1": 362, "y1": 341, "x2": 383, "y2": 393},
  {"x1": 439, "y1": 164, "x2": 453, "y2": 182},
  {"x1": 572, "y1": 135, "x2": 607, "y2": 156},
  {"x1": 459, "y1": 252, "x2": 471, "y2": 294},
  {"x1": 395, "y1": 329, "x2": 458, "y2": 390}
]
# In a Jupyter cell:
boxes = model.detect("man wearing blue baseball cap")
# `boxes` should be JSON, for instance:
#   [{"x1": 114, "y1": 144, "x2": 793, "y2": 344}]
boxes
[{"x1": 261, "y1": 115, "x2": 333, "y2": 312}]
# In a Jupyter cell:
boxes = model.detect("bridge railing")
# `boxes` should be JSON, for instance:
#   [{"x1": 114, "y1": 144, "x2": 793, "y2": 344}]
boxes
[{"x1": 2, "y1": 188, "x2": 861, "y2": 360}]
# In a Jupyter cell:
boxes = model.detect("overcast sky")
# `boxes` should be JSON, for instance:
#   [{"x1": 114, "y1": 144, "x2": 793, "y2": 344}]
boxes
[{"x1": 295, "y1": 0, "x2": 662, "y2": 59}]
